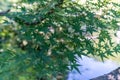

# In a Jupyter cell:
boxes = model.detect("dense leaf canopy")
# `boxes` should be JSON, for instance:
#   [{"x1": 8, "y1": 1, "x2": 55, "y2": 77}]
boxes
[{"x1": 0, "y1": 0, "x2": 120, "y2": 80}]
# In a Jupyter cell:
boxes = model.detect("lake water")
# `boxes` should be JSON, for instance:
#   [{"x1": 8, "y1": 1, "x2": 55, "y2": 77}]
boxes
[{"x1": 67, "y1": 56, "x2": 120, "y2": 80}]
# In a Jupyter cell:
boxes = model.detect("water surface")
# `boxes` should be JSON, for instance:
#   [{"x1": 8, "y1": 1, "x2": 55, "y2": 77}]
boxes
[{"x1": 67, "y1": 56, "x2": 119, "y2": 80}]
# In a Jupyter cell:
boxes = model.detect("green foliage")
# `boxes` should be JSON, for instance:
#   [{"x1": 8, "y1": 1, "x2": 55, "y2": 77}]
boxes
[{"x1": 0, "y1": 0, "x2": 120, "y2": 79}]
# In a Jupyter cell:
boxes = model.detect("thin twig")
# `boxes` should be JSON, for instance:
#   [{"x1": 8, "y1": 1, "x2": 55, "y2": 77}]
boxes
[{"x1": 0, "y1": 9, "x2": 10, "y2": 16}]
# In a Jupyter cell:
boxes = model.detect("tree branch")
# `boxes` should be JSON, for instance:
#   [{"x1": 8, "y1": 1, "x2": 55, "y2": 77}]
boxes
[{"x1": 90, "y1": 67, "x2": 120, "y2": 80}]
